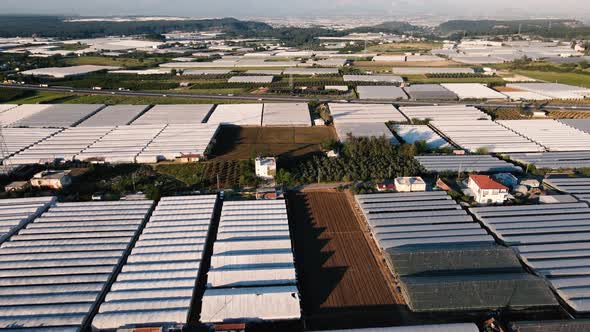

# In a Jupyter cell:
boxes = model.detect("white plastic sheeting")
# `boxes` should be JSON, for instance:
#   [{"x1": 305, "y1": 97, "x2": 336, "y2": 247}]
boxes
[
  {"x1": 0, "y1": 196, "x2": 56, "y2": 243},
  {"x1": 356, "y1": 192, "x2": 494, "y2": 250},
  {"x1": 0, "y1": 200, "x2": 153, "y2": 330},
  {"x1": 201, "y1": 200, "x2": 301, "y2": 324},
  {"x1": 498, "y1": 119, "x2": 590, "y2": 152},
  {"x1": 262, "y1": 103, "x2": 311, "y2": 127},
  {"x1": 92, "y1": 195, "x2": 216, "y2": 330},
  {"x1": 206, "y1": 104, "x2": 263, "y2": 126},
  {"x1": 132, "y1": 104, "x2": 214, "y2": 125},
  {"x1": 430, "y1": 120, "x2": 544, "y2": 153}
]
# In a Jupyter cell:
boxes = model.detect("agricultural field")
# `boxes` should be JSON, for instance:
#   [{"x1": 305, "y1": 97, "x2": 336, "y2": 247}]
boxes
[
  {"x1": 367, "y1": 42, "x2": 442, "y2": 54},
  {"x1": 208, "y1": 126, "x2": 336, "y2": 160},
  {"x1": 547, "y1": 110, "x2": 590, "y2": 119},
  {"x1": 286, "y1": 191, "x2": 405, "y2": 329},
  {"x1": 513, "y1": 70, "x2": 590, "y2": 87},
  {"x1": 65, "y1": 55, "x2": 168, "y2": 68}
]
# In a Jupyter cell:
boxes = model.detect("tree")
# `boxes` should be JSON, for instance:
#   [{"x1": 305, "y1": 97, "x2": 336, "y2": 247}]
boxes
[
  {"x1": 475, "y1": 147, "x2": 490, "y2": 155},
  {"x1": 275, "y1": 169, "x2": 293, "y2": 186}
]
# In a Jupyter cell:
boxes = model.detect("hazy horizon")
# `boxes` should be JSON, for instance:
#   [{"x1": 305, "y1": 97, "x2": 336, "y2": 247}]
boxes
[{"x1": 2, "y1": 0, "x2": 589, "y2": 21}]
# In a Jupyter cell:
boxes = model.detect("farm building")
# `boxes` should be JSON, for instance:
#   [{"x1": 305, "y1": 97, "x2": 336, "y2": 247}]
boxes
[
  {"x1": 507, "y1": 83, "x2": 590, "y2": 100},
  {"x1": 398, "y1": 105, "x2": 490, "y2": 122},
  {"x1": 20, "y1": 65, "x2": 119, "y2": 78},
  {"x1": 92, "y1": 195, "x2": 217, "y2": 330},
  {"x1": 78, "y1": 105, "x2": 149, "y2": 127},
  {"x1": 390, "y1": 125, "x2": 450, "y2": 149},
  {"x1": 200, "y1": 200, "x2": 301, "y2": 324},
  {"x1": 207, "y1": 104, "x2": 263, "y2": 126},
  {"x1": 136, "y1": 124, "x2": 220, "y2": 163},
  {"x1": 10, "y1": 104, "x2": 105, "y2": 128},
  {"x1": 6, "y1": 126, "x2": 114, "y2": 165},
  {"x1": 182, "y1": 69, "x2": 233, "y2": 75},
  {"x1": 498, "y1": 119, "x2": 590, "y2": 151},
  {"x1": 470, "y1": 202, "x2": 590, "y2": 313},
  {"x1": 262, "y1": 103, "x2": 311, "y2": 127},
  {"x1": 75, "y1": 124, "x2": 166, "y2": 163},
  {"x1": 0, "y1": 127, "x2": 61, "y2": 164},
  {"x1": 335, "y1": 122, "x2": 399, "y2": 144},
  {"x1": 329, "y1": 103, "x2": 406, "y2": 124},
  {"x1": 403, "y1": 84, "x2": 458, "y2": 100},
  {"x1": 467, "y1": 174, "x2": 509, "y2": 204},
  {"x1": 430, "y1": 120, "x2": 544, "y2": 153},
  {"x1": 343, "y1": 75, "x2": 404, "y2": 84},
  {"x1": 415, "y1": 155, "x2": 522, "y2": 173},
  {"x1": 255, "y1": 157, "x2": 277, "y2": 179},
  {"x1": 228, "y1": 75, "x2": 274, "y2": 84},
  {"x1": 0, "y1": 200, "x2": 154, "y2": 331},
  {"x1": 0, "y1": 196, "x2": 55, "y2": 244},
  {"x1": 246, "y1": 69, "x2": 284, "y2": 75},
  {"x1": 394, "y1": 177, "x2": 426, "y2": 192},
  {"x1": 391, "y1": 67, "x2": 476, "y2": 75},
  {"x1": 29, "y1": 170, "x2": 72, "y2": 189},
  {"x1": 283, "y1": 68, "x2": 339, "y2": 75},
  {"x1": 355, "y1": 192, "x2": 493, "y2": 250},
  {"x1": 505, "y1": 151, "x2": 590, "y2": 169},
  {"x1": 132, "y1": 104, "x2": 213, "y2": 125},
  {"x1": 440, "y1": 83, "x2": 507, "y2": 100},
  {"x1": 356, "y1": 192, "x2": 558, "y2": 312},
  {"x1": 357, "y1": 86, "x2": 408, "y2": 100}
]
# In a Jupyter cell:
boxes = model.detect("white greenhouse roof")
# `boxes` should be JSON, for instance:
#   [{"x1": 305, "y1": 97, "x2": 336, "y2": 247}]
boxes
[
  {"x1": 92, "y1": 195, "x2": 216, "y2": 330},
  {"x1": 200, "y1": 286, "x2": 301, "y2": 323},
  {"x1": 391, "y1": 125, "x2": 450, "y2": 149},
  {"x1": 357, "y1": 86, "x2": 408, "y2": 100},
  {"x1": 262, "y1": 103, "x2": 311, "y2": 127},
  {"x1": 498, "y1": 119, "x2": 590, "y2": 152},
  {"x1": 0, "y1": 200, "x2": 153, "y2": 330},
  {"x1": 78, "y1": 105, "x2": 149, "y2": 127},
  {"x1": 440, "y1": 83, "x2": 507, "y2": 100},
  {"x1": 206, "y1": 104, "x2": 263, "y2": 126},
  {"x1": 329, "y1": 103, "x2": 406, "y2": 124},
  {"x1": 132, "y1": 104, "x2": 213, "y2": 125}
]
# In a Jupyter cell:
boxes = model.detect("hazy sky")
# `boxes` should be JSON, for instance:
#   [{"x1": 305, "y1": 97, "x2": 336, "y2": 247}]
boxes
[{"x1": 3, "y1": 0, "x2": 589, "y2": 19}]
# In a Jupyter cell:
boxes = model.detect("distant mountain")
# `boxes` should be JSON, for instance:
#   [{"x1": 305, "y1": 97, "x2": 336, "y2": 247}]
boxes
[
  {"x1": 0, "y1": 15, "x2": 274, "y2": 38},
  {"x1": 348, "y1": 21, "x2": 426, "y2": 34},
  {"x1": 437, "y1": 19, "x2": 586, "y2": 37}
]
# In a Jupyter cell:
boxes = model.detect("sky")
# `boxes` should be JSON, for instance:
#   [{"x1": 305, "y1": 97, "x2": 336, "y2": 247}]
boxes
[{"x1": 2, "y1": 0, "x2": 590, "y2": 20}]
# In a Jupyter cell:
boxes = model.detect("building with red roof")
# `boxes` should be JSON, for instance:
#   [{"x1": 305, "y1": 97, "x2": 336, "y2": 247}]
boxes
[{"x1": 468, "y1": 174, "x2": 509, "y2": 204}]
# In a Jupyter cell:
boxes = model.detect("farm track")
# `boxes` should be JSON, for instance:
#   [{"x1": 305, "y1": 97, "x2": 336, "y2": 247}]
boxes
[{"x1": 286, "y1": 191, "x2": 409, "y2": 330}]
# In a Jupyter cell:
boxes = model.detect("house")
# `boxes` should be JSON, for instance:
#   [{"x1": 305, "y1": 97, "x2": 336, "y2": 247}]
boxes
[
  {"x1": 255, "y1": 157, "x2": 277, "y2": 180},
  {"x1": 493, "y1": 173, "x2": 518, "y2": 189},
  {"x1": 468, "y1": 174, "x2": 508, "y2": 204},
  {"x1": 29, "y1": 170, "x2": 72, "y2": 190},
  {"x1": 394, "y1": 177, "x2": 426, "y2": 192},
  {"x1": 4, "y1": 181, "x2": 29, "y2": 192}
]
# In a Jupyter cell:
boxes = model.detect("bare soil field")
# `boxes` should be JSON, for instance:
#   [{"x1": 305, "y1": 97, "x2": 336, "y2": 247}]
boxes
[
  {"x1": 286, "y1": 191, "x2": 408, "y2": 329},
  {"x1": 209, "y1": 126, "x2": 336, "y2": 160}
]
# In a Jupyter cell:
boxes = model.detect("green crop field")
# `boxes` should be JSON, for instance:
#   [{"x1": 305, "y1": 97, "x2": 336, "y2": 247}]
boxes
[
  {"x1": 65, "y1": 56, "x2": 167, "y2": 68},
  {"x1": 514, "y1": 70, "x2": 590, "y2": 87}
]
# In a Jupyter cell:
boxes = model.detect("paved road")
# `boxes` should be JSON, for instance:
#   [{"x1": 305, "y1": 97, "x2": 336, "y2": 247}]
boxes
[{"x1": 2, "y1": 83, "x2": 590, "y2": 110}]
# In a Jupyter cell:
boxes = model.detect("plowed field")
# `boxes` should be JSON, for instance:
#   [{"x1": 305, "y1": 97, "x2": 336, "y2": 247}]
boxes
[{"x1": 287, "y1": 191, "x2": 407, "y2": 329}]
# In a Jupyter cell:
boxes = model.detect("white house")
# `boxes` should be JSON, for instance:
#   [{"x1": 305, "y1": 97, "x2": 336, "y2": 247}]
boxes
[
  {"x1": 394, "y1": 177, "x2": 426, "y2": 193},
  {"x1": 468, "y1": 174, "x2": 508, "y2": 205},
  {"x1": 255, "y1": 157, "x2": 277, "y2": 180}
]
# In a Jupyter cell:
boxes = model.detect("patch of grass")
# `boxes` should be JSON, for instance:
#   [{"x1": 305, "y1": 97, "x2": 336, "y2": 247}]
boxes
[
  {"x1": 514, "y1": 70, "x2": 590, "y2": 87},
  {"x1": 7, "y1": 91, "x2": 73, "y2": 104}
]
